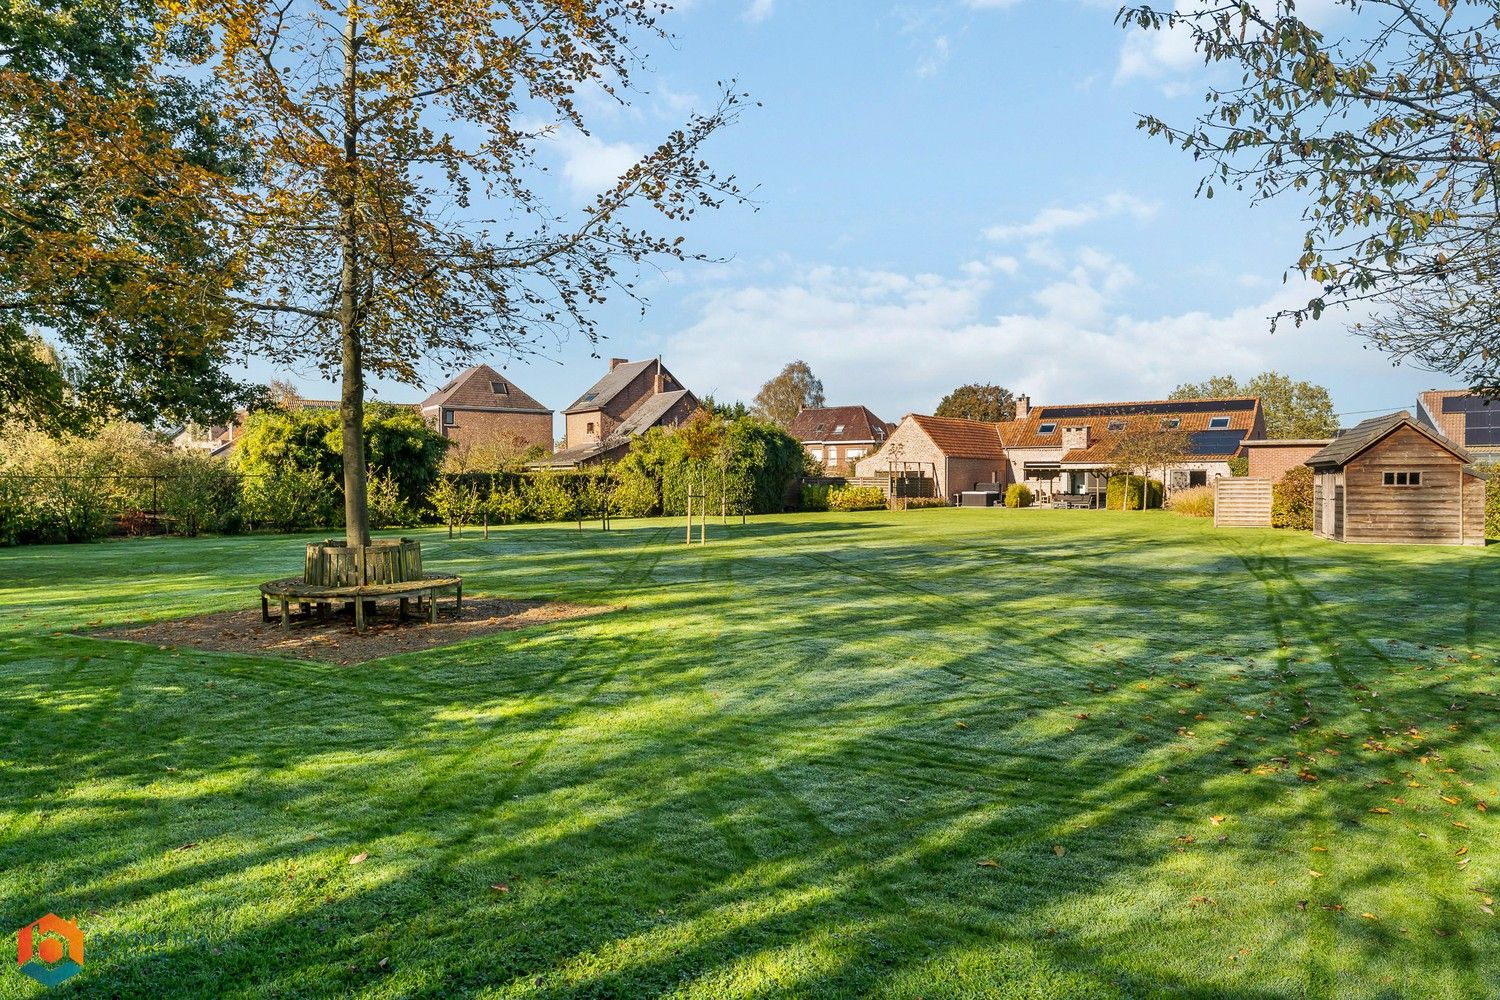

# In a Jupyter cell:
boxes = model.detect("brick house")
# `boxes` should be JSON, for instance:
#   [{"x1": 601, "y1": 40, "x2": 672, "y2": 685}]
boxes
[
  {"x1": 420, "y1": 364, "x2": 554, "y2": 458},
  {"x1": 852, "y1": 414, "x2": 1007, "y2": 499},
  {"x1": 1416, "y1": 389, "x2": 1500, "y2": 465},
  {"x1": 1240, "y1": 439, "x2": 1332, "y2": 481},
  {"x1": 787, "y1": 405, "x2": 895, "y2": 474},
  {"x1": 855, "y1": 393, "x2": 1265, "y2": 503},
  {"x1": 541, "y1": 358, "x2": 699, "y2": 468}
]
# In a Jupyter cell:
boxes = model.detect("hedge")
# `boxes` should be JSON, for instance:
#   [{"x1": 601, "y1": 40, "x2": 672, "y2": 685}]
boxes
[
  {"x1": 828, "y1": 485, "x2": 886, "y2": 511},
  {"x1": 1105, "y1": 475, "x2": 1163, "y2": 511}
]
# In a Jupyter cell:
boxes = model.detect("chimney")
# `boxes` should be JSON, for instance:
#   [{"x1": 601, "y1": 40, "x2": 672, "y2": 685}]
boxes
[
  {"x1": 1062, "y1": 425, "x2": 1091, "y2": 451},
  {"x1": 1015, "y1": 394, "x2": 1031, "y2": 420},
  {"x1": 609, "y1": 357, "x2": 628, "y2": 371},
  {"x1": 653, "y1": 358, "x2": 665, "y2": 394}
]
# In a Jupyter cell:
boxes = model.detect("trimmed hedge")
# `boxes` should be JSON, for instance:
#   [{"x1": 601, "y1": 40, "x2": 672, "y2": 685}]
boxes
[
  {"x1": 828, "y1": 485, "x2": 887, "y2": 511},
  {"x1": 1105, "y1": 475, "x2": 1163, "y2": 511},
  {"x1": 1485, "y1": 466, "x2": 1499, "y2": 540},
  {"x1": 1004, "y1": 483, "x2": 1033, "y2": 508}
]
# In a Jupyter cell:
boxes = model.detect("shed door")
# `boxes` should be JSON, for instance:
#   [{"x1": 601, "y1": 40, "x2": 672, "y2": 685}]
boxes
[{"x1": 1321, "y1": 474, "x2": 1339, "y2": 538}]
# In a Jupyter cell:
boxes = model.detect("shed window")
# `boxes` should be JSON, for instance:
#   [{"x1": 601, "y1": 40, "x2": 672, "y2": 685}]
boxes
[
  {"x1": 1208, "y1": 416, "x2": 1230, "y2": 429},
  {"x1": 1383, "y1": 471, "x2": 1422, "y2": 486},
  {"x1": 442, "y1": 409, "x2": 455, "y2": 426},
  {"x1": 1037, "y1": 422, "x2": 1057, "y2": 434},
  {"x1": 490, "y1": 380, "x2": 509, "y2": 395}
]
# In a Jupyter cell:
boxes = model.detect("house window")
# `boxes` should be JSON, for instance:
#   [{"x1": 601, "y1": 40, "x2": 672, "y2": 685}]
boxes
[
  {"x1": 1162, "y1": 418, "x2": 1182, "y2": 429},
  {"x1": 833, "y1": 424, "x2": 845, "y2": 434},
  {"x1": 1038, "y1": 422, "x2": 1057, "y2": 434},
  {"x1": 442, "y1": 409, "x2": 455, "y2": 426},
  {"x1": 1208, "y1": 416, "x2": 1230, "y2": 429},
  {"x1": 1383, "y1": 471, "x2": 1422, "y2": 486},
  {"x1": 1107, "y1": 420, "x2": 1125, "y2": 432},
  {"x1": 847, "y1": 449, "x2": 865, "y2": 460},
  {"x1": 586, "y1": 421, "x2": 596, "y2": 436},
  {"x1": 810, "y1": 449, "x2": 823, "y2": 462},
  {"x1": 490, "y1": 380, "x2": 509, "y2": 395},
  {"x1": 1189, "y1": 470, "x2": 1208, "y2": 487}
]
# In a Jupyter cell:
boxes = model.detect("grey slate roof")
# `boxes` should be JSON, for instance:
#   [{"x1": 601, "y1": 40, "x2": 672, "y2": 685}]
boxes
[
  {"x1": 1305, "y1": 410, "x2": 1470, "y2": 468},
  {"x1": 563, "y1": 359, "x2": 656, "y2": 414}
]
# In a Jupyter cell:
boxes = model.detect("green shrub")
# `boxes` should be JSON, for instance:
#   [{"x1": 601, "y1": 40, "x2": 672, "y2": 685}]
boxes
[
  {"x1": 801, "y1": 483, "x2": 831, "y2": 512},
  {"x1": 1004, "y1": 483, "x2": 1033, "y2": 508},
  {"x1": 1484, "y1": 466, "x2": 1499, "y2": 540},
  {"x1": 607, "y1": 471, "x2": 658, "y2": 519},
  {"x1": 1227, "y1": 456, "x2": 1250, "y2": 477},
  {"x1": 828, "y1": 485, "x2": 887, "y2": 511},
  {"x1": 242, "y1": 465, "x2": 339, "y2": 532},
  {"x1": 485, "y1": 486, "x2": 526, "y2": 525},
  {"x1": 521, "y1": 472, "x2": 577, "y2": 522},
  {"x1": 427, "y1": 477, "x2": 482, "y2": 526},
  {"x1": 900, "y1": 497, "x2": 950, "y2": 510},
  {"x1": 151, "y1": 450, "x2": 242, "y2": 536},
  {"x1": 1105, "y1": 475, "x2": 1163, "y2": 511},
  {"x1": 367, "y1": 472, "x2": 414, "y2": 529},
  {"x1": 1272, "y1": 465, "x2": 1314, "y2": 531},
  {"x1": 1167, "y1": 485, "x2": 1215, "y2": 518}
]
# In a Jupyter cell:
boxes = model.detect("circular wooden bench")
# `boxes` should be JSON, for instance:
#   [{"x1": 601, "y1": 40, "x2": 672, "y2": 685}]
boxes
[{"x1": 259, "y1": 574, "x2": 464, "y2": 633}]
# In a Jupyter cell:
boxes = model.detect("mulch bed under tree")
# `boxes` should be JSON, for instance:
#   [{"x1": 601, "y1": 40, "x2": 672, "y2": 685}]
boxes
[{"x1": 88, "y1": 597, "x2": 615, "y2": 664}]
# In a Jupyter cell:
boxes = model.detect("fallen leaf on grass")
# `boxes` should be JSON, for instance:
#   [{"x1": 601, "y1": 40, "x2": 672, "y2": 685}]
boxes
[
  {"x1": 1457, "y1": 846, "x2": 1469, "y2": 856},
  {"x1": 1360, "y1": 912, "x2": 1379, "y2": 920},
  {"x1": 1442, "y1": 795, "x2": 1461, "y2": 805},
  {"x1": 1052, "y1": 844, "x2": 1066, "y2": 857},
  {"x1": 348, "y1": 853, "x2": 368, "y2": 865},
  {"x1": 171, "y1": 843, "x2": 198, "y2": 853},
  {"x1": 490, "y1": 883, "x2": 511, "y2": 892},
  {"x1": 954, "y1": 721, "x2": 969, "y2": 730},
  {"x1": 1370, "y1": 807, "x2": 1392, "y2": 815},
  {"x1": 1309, "y1": 870, "x2": 1324, "y2": 878},
  {"x1": 976, "y1": 859, "x2": 1000, "y2": 868},
  {"x1": 1209, "y1": 815, "x2": 1225, "y2": 826},
  {"x1": 1312, "y1": 846, "x2": 1328, "y2": 853}
]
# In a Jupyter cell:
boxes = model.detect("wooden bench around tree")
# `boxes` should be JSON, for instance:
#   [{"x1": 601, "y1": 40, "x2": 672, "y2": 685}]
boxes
[{"x1": 259, "y1": 574, "x2": 464, "y2": 634}]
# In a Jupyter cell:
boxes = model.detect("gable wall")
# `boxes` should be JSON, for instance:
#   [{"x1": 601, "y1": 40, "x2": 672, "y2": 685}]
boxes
[{"x1": 1343, "y1": 426, "x2": 1465, "y2": 544}]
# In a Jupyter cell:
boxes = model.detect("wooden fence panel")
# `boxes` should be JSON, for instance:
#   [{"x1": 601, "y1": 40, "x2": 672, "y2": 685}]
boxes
[{"x1": 1214, "y1": 478, "x2": 1273, "y2": 528}]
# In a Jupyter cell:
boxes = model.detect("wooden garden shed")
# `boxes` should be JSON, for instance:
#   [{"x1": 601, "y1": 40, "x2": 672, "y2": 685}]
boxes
[{"x1": 1305, "y1": 411, "x2": 1487, "y2": 547}]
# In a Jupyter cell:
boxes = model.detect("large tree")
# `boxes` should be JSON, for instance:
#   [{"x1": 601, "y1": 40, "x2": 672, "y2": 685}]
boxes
[
  {"x1": 934, "y1": 383, "x2": 1016, "y2": 423},
  {"x1": 1119, "y1": 1, "x2": 1500, "y2": 394},
  {"x1": 752, "y1": 360, "x2": 825, "y2": 427},
  {"x1": 0, "y1": 0, "x2": 252, "y2": 431},
  {"x1": 160, "y1": 0, "x2": 746, "y2": 544},
  {"x1": 1170, "y1": 371, "x2": 1338, "y2": 439}
]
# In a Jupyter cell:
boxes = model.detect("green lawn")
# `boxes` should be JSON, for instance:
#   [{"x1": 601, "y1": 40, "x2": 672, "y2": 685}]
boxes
[{"x1": 2, "y1": 510, "x2": 1498, "y2": 999}]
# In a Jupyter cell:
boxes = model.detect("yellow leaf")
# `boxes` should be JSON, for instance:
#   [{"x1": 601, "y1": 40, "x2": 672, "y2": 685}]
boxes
[
  {"x1": 1361, "y1": 912, "x2": 1378, "y2": 920},
  {"x1": 1052, "y1": 844, "x2": 1066, "y2": 857},
  {"x1": 976, "y1": 859, "x2": 1000, "y2": 868},
  {"x1": 1309, "y1": 869, "x2": 1324, "y2": 878},
  {"x1": 348, "y1": 852, "x2": 369, "y2": 865}
]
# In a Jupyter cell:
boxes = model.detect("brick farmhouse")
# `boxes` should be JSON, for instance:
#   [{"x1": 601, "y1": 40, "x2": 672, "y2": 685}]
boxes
[
  {"x1": 541, "y1": 358, "x2": 699, "y2": 468},
  {"x1": 855, "y1": 394, "x2": 1265, "y2": 502}
]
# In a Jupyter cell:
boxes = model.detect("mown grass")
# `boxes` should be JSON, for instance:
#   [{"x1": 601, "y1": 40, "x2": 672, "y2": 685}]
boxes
[{"x1": 1, "y1": 509, "x2": 1498, "y2": 998}]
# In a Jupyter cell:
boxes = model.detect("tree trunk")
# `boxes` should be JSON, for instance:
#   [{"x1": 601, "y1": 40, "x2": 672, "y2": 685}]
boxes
[{"x1": 338, "y1": 3, "x2": 369, "y2": 546}]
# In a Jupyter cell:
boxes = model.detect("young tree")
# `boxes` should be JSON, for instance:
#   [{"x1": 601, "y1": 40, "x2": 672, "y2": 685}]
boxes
[
  {"x1": 752, "y1": 360, "x2": 825, "y2": 427},
  {"x1": 1170, "y1": 371, "x2": 1338, "y2": 438},
  {"x1": 1119, "y1": 2, "x2": 1500, "y2": 393},
  {"x1": 167, "y1": 0, "x2": 747, "y2": 545},
  {"x1": 1105, "y1": 426, "x2": 1191, "y2": 510},
  {"x1": 934, "y1": 383, "x2": 1016, "y2": 423}
]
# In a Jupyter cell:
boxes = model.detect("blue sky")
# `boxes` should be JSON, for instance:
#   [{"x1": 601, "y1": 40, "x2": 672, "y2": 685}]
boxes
[{"x1": 259, "y1": 0, "x2": 1437, "y2": 429}]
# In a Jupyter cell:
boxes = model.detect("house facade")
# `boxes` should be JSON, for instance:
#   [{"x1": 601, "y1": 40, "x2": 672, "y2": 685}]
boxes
[
  {"x1": 420, "y1": 364, "x2": 553, "y2": 458},
  {"x1": 1416, "y1": 389, "x2": 1500, "y2": 465},
  {"x1": 787, "y1": 406, "x2": 894, "y2": 474},
  {"x1": 542, "y1": 358, "x2": 699, "y2": 468},
  {"x1": 1307, "y1": 411, "x2": 1486, "y2": 546},
  {"x1": 855, "y1": 393, "x2": 1265, "y2": 504},
  {"x1": 852, "y1": 414, "x2": 1007, "y2": 499}
]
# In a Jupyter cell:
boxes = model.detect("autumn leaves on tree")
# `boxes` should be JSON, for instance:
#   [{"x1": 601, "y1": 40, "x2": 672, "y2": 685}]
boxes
[{"x1": 5, "y1": 1, "x2": 747, "y2": 543}]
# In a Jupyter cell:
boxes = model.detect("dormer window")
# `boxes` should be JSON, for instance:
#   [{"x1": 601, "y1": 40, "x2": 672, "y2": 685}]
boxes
[
  {"x1": 442, "y1": 409, "x2": 455, "y2": 426},
  {"x1": 1207, "y1": 416, "x2": 1230, "y2": 429},
  {"x1": 1038, "y1": 422, "x2": 1057, "y2": 434},
  {"x1": 490, "y1": 381, "x2": 509, "y2": 395}
]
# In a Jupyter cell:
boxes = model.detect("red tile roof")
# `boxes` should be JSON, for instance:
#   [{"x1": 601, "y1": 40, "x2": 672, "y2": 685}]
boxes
[
  {"x1": 787, "y1": 405, "x2": 894, "y2": 444},
  {"x1": 998, "y1": 396, "x2": 1263, "y2": 462},
  {"x1": 909, "y1": 414, "x2": 1006, "y2": 459}
]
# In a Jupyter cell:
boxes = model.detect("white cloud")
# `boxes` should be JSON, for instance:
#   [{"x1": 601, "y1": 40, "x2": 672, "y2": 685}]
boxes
[
  {"x1": 548, "y1": 128, "x2": 643, "y2": 196},
  {"x1": 918, "y1": 35, "x2": 951, "y2": 78},
  {"x1": 1115, "y1": 0, "x2": 1348, "y2": 83},
  {"x1": 984, "y1": 192, "x2": 1159, "y2": 241},
  {"x1": 663, "y1": 253, "x2": 1394, "y2": 418},
  {"x1": 743, "y1": 0, "x2": 774, "y2": 23}
]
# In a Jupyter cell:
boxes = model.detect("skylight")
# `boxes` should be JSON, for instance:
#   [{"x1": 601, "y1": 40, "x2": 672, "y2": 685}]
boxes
[
  {"x1": 1038, "y1": 422, "x2": 1057, "y2": 434},
  {"x1": 1162, "y1": 418, "x2": 1182, "y2": 429},
  {"x1": 490, "y1": 381, "x2": 509, "y2": 395},
  {"x1": 582, "y1": 392, "x2": 598, "y2": 402},
  {"x1": 1107, "y1": 420, "x2": 1125, "y2": 431},
  {"x1": 1208, "y1": 416, "x2": 1230, "y2": 429},
  {"x1": 833, "y1": 424, "x2": 845, "y2": 434}
]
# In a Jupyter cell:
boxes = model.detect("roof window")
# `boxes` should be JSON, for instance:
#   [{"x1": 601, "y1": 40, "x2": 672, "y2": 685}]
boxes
[
  {"x1": 1208, "y1": 416, "x2": 1229, "y2": 429},
  {"x1": 833, "y1": 424, "x2": 845, "y2": 434},
  {"x1": 490, "y1": 381, "x2": 509, "y2": 395},
  {"x1": 1038, "y1": 422, "x2": 1057, "y2": 434},
  {"x1": 1107, "y1": 419, "x2": 1125, "y2": 432},
  {"x1": 1162, "y1": 418, "x2": 1182, "y2": 429}
]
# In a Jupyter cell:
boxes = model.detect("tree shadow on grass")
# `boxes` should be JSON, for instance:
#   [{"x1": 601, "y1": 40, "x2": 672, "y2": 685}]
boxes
[{"x1": 1, "y1": 519, "x2": 1498, "y2": 997}]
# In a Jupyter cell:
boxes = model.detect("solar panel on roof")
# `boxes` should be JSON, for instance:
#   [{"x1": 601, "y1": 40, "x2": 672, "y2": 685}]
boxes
[
  {"x1": 1187, "y1": 430, "x2": 1247, "y2": 455},
  {"x1": 1038, "y1": 399, "x2": 1255, "y2": 419},
  {"x1": 1443, "y1": 395, "x2": 1500, "y2": 445}
]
